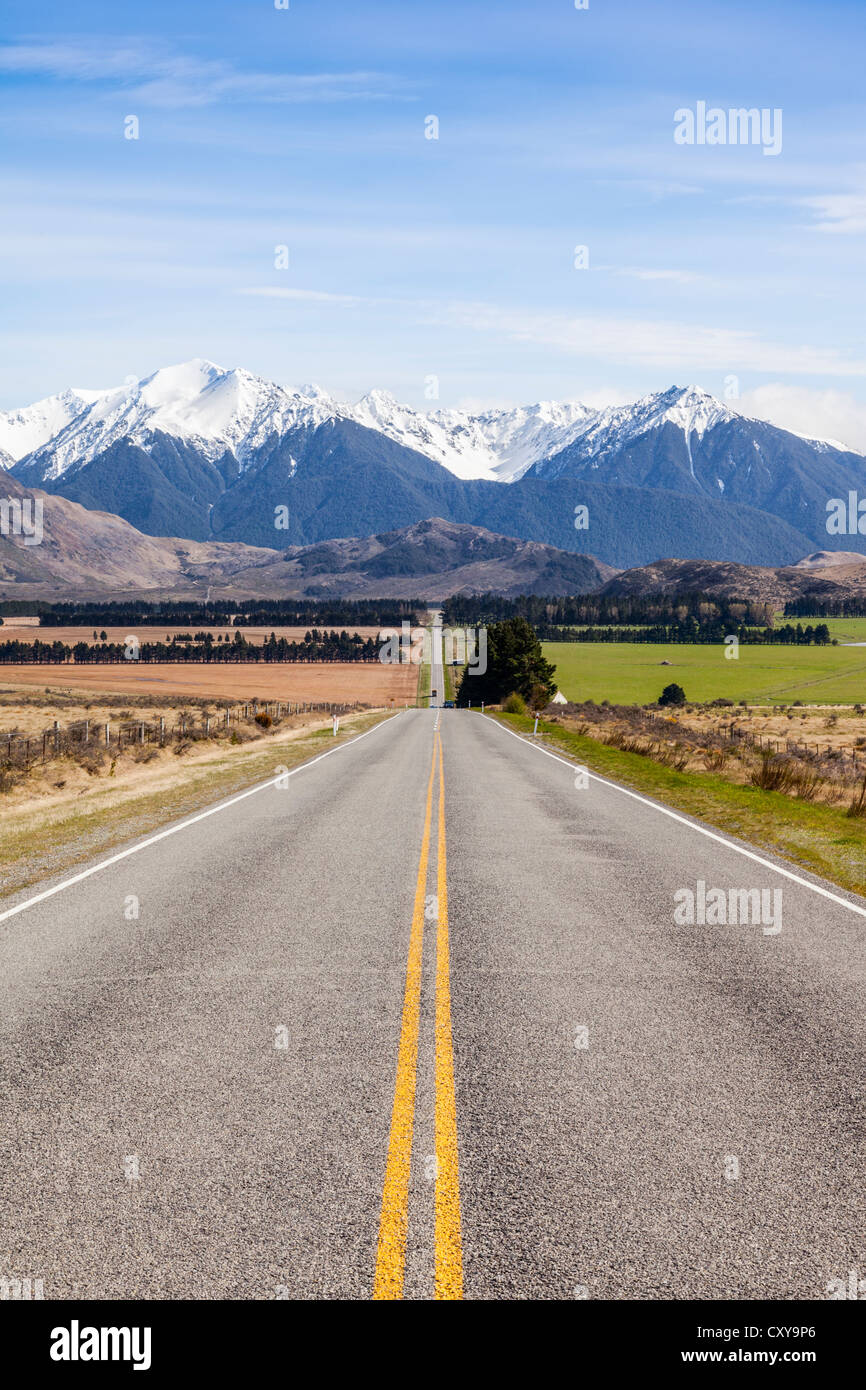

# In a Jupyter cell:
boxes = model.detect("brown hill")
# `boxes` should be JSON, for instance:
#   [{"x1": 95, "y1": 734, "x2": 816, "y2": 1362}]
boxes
[
  {"x1": 0, "y1": 482, "x2": 615, "y2": 600},
  {"x1": 601, "y1": 555, "x2": 866, "y2": 606}
]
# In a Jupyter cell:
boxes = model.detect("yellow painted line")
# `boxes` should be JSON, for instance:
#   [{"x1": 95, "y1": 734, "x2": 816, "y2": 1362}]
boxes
[
  {"x1": 372, "y1": 736, "x2": 437, "y2": 1299},
  {"x1": 434, "y1": 734, "x2": 463, "y2": 1299}
]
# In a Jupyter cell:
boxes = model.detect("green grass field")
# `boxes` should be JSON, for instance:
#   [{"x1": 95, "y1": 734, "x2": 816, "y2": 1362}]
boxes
[
  {"x1": 543, "y1": 641, "x2": 866, "y2": 706},
  {"x1": 802, "y1": 616, "x2": 866, "y2": 643},
  {"x1": 416, "y1": 655, "x2": 430, "y2": 707},
  {"x1": 443, "y1": 659, "x2": 454, "y2": 702}
]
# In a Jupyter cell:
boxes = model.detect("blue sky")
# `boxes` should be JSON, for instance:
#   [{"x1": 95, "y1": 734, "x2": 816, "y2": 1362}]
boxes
[{"x1": 3, "y1": 0, "x2": 866, "y2": 444}]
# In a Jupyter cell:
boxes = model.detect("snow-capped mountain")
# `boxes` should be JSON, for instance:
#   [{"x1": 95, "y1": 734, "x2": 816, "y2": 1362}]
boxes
[
  {"x1": 0, "y1": 386, "x2": 112, "y2": 463},
  {"x1": 3, "y1": 360, "x2": 601, "y2": 485},
  {"x1": 542, "y1": 385, "x2": 733, "y2": 473},
  {"x1": 7, "y1": 362, "x2": 850, "y2": 491},
  {"x1": 15, "y1": 360, "x2": 336, "y2": 482}
]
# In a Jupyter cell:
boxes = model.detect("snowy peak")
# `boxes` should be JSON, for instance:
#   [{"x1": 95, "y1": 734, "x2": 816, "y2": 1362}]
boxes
[
  {"x1": 0, "y1": 385, "x2": 113, "y2": 464},
  {"x1": 20, "y1": 360, "x2": 338, "y2": 480},
  {"x1": 570, "y1": 385, "x2": 735, "y2": 459}
]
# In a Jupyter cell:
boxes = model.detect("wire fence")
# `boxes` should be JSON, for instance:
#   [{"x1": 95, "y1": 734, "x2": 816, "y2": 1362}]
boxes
[{"x1": 0, "y1": 699, "x2": 362, "y2": 768}]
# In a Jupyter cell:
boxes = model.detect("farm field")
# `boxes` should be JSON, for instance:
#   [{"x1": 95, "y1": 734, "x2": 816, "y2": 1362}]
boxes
[
  {"x1": 543, "y1": 641, "x2": 866, "y2": 706},
  {"x1": 798, "y1": 616, "x2": 866, "y2": 643},
  {"x1": 0, "y1": 662, "x2": 417, "y2": 706}
]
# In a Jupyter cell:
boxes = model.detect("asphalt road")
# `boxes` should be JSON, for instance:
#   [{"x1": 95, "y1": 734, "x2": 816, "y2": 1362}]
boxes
[{"x1": 0, "y1": 709, "x2": 864, "y2": 1301}]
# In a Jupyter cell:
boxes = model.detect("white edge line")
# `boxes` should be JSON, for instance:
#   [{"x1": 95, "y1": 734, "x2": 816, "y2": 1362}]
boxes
[
  {"x1": 0, "y1": 710, "x2": 405, "y2": 927},
  {"x1": 481, "y1": 712, "x2": 866, "y2": 921}
]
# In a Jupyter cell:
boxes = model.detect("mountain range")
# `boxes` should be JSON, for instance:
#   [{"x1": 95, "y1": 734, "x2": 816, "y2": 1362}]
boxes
[
  {"x1": 3, "y1": 360, "x2": 865, "y2": 569},
  {"x1": 0, "y1": 480, "x2": 614, "y2": 602}
]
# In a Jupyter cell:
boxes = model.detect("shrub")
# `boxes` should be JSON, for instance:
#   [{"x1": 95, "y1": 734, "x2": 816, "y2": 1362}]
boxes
[
  {"x1": 847, "y1": 774, "x2": 866, "y2": 818},
  {"x1": 790, "y1": 766, "x2": 823, "y2": 801},
  {"x1": 702, "y1": 749, "x2": 729, "y2": 772},
  {"x1": 254, "y1": 712, "x2": 272, "y2": 728},
  {"x1": 658, "y1": 683, "x2": 686, "y2": 708},
  {"x1": 750, "y1": 752, "x2": 797, "y2": 793},
  {"x1": 502, "y1": 692, "x2": 528, "y2": 715}
]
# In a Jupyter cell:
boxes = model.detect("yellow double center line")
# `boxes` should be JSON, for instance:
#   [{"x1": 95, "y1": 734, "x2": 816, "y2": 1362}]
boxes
[{"x1": 372, "y1": 730, "x2": 463, "y2": 1300}]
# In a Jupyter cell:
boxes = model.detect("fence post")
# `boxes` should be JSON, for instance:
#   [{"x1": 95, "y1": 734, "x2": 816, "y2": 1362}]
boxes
[{"x1": 54, "y1": 720, "x2": 60, "y2": 753}]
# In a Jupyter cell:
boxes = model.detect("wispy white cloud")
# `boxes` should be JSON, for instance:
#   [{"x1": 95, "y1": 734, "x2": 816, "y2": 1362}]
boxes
[
  {"x1": 802, "y1": 188, "x2": 866, "y2": 234},
  {"x1": 431, "y1": 301, "x2": 866, "y2": 378},
  {"x1": 237, "y1": 284, "x2": 866, "y2": 379},
  {"x1": 238, "y1": 287, "x2": 372, "y2": 306},
  {"x1": 596, "y1": 265, "x2": 706, "y2": 285},
  {"x1": 0, "y1": 40, "x2": 411, "y2": 106}
]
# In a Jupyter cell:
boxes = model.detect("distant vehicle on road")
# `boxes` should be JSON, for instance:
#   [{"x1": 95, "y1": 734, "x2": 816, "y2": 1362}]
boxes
[{"x1": 444, "y1": 700, "x2": 455, "y2": 708}]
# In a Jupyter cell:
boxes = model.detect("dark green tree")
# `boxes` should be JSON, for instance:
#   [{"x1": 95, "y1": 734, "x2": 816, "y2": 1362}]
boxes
[
  {"x1": 658, "y1": 682, "x2": 686, "y2": 707},
  {"x1": 457, "y1": 617, "x2": 556, "y2": 705}
]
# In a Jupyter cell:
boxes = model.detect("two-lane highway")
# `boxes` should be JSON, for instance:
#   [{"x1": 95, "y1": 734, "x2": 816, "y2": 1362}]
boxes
[{"x1": 0, "y1": 708, "x2": 864, "y2": 1299}]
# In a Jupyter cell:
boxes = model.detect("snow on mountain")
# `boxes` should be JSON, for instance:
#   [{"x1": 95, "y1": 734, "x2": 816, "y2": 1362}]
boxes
[
  {"x1": 557, "y1": 385, "x2": 735, "y2": 467},
  {"x1": 10, "y1": 360, "x2": 603, "y2": 484},
  {"x1": 21, "y1": 360, "x2": 338, "y2": 481},
  {"x1": 348, "y1": 390, "x2": 501, "y2": 480},
  {"x1": 467, "y1": 400, "x2": 599, "y2": 481},
  {"x1": 8, "y1": 365, "x2": 853, "y2": 492},
  {"x1": 0, "y1": 386, "x2": 112, "y2": 464},
  {"x1": 347, "y1": 391, "x2": 598, "y2": 481}
]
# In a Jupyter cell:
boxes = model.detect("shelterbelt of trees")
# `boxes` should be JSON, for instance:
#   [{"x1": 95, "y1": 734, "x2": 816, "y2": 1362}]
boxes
[
  {"x1": 443, "y1": 592, "x2": 836, "y2": 644},
  {"x1": 443, "y1": 592, "x2": 777, "y2": 629},
  {"x1": 783, "y1": 598, "x2": 866, "y2": 618},
  {"x1": 540, "y1": 622, "x2": 833, "y2": 645},
  {"x1": 0, "y1": 598, "x2": 419, "y2": 628},
  {"x1": 0, "y1": 630, "x2": 381, "y2": 664}
]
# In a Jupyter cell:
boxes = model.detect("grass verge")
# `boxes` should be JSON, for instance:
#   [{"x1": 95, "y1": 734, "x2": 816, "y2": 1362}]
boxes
[
  {"x1": 492, "y1": 711, "x2": 866, "y2": 899},
  {"x1": 417, "y1": 654, "x2": 431, "y2": 707},
  {"x1": 0, "y1": 709, "x2": 396, "y2": 902}
]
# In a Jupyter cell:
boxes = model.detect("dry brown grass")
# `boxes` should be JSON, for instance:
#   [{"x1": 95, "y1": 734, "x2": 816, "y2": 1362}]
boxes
[
  {"x1": 0, "y1": 661, "x2": 417, "y2": 706},
  {"x1": 547, "y1": 698, "x2": 866, "y2": 809}
]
